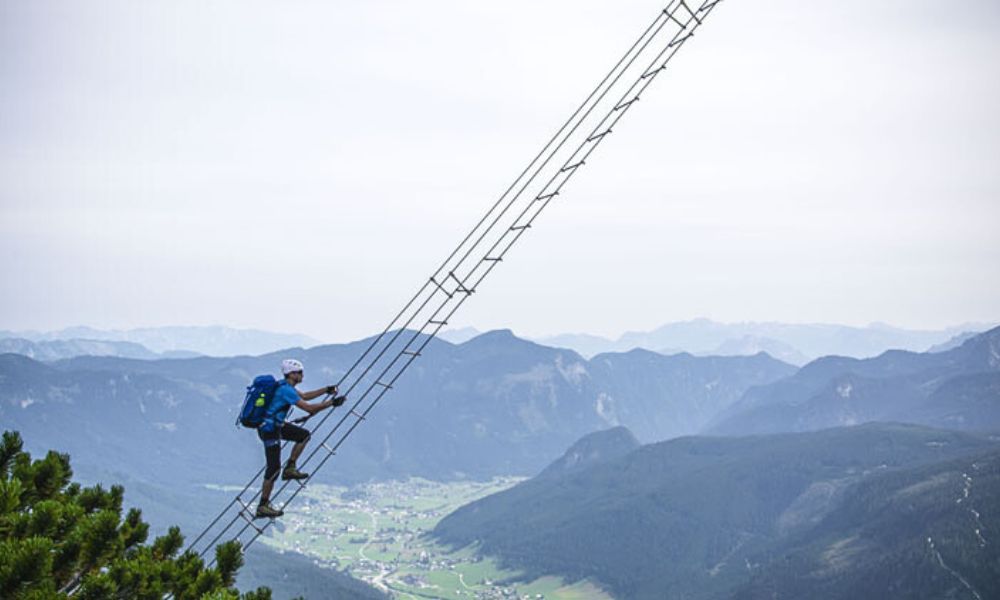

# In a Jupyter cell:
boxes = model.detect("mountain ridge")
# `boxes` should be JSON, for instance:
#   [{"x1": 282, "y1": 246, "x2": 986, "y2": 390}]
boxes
[
  {"x1": 709, "y1": 326, "x2": 1000, "y2": 435},
  {"x1": 433, "y1": 423, "x2": 1000, "y2": 600},
  {"x1": 0, "y1": 337, "x2": 200, "y2": 361},
  {"x1": 535, "y1": 318, "x2": 991, "y2": 362}
]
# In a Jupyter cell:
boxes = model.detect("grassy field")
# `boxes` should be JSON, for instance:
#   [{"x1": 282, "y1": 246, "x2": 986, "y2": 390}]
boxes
[{"x1": 259, "y1": 478, "x2": 614, "y2": 600}]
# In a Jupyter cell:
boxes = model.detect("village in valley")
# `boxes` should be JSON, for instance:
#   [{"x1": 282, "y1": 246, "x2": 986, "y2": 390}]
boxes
[{"x1": 258, "y1": 478, "x2": 611, "y2": 600}]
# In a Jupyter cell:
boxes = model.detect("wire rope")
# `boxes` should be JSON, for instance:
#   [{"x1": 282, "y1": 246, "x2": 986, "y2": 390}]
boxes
[{"x1": 180, "y1": 0, "x2": 726, "y2": 574}]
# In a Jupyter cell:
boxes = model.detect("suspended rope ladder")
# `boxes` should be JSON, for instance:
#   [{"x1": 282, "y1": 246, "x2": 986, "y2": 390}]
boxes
[{"x1": 185, "y1": 0, "x2": 724, "y2": 567}]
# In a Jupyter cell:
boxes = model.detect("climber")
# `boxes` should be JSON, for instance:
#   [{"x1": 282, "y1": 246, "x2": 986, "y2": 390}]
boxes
[{"x1": 256, "y1": 358, "x2": 345, "y2": 518}]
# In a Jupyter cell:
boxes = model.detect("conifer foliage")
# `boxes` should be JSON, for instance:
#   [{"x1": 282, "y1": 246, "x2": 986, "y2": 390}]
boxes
[{"x1": 0, "y1": 430, "x2": 270, "y2": 599}]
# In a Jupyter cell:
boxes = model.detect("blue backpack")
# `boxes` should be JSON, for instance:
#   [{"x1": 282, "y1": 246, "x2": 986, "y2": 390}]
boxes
[{"x1": 237, "y1": 375, "x2": 283, "y2": 428}]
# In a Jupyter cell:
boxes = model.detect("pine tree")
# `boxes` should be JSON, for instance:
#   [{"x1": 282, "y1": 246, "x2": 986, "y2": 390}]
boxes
[{"x1": 0, "y1": 430, "x2": 270, "y2": 599}]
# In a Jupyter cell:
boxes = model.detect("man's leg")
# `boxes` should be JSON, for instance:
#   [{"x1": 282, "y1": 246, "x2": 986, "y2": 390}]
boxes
[
  {"x1": 261, "y1": 475, "x2": 275, "y2": 505},
  {"x1": 256, "y1": 437, "x2": 284, "y2": 518},
  {"x1": 281, "y1": 424, "x2": 311, "y2": 480},
  {"x1": 288, "y1": 439, "x2": 307, "y2": 465}
]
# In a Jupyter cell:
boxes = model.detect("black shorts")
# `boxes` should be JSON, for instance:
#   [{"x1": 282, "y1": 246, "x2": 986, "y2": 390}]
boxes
[
  {"x1": 257, "y1": 423, "x2": 310, "y2": 447},
  {"x1": 259, "y1": 423, "x2": 310, "y2": 481}
]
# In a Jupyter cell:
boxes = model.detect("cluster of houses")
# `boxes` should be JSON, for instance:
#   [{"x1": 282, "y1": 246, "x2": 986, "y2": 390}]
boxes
[{"x1": 267, "y1": 481, "x2": 555, "y2": 600}]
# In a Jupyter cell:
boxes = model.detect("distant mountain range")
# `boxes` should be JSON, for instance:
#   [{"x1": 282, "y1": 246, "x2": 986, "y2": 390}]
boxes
[
  {"x1": 436, "y1": 326, "x2": 483, "y2": 345},
  {"x1": 0, "y1": 337, "x2": 200, "y2": 361},
  {"x1": 709, "y1": 325, "x2": 1000, "y2": 435},
  {"x1": 5, "y1": 326, "x2": 999, "y2": 496},
  {"x1": 0, "y1": 325, "x2": 319, "y2": 357},
  {"x1": 5, "y1": 319, "x2": 987, "y2": 364},
  {"x1": 434, "y1": 423, "x2": 1000, "y2": 600},
  {"x1": 532, "y1": 318, "x2": 991, "y2": 363},
  {"x1": 0, "y1": 329, "x2": 794, "y2": 497}
]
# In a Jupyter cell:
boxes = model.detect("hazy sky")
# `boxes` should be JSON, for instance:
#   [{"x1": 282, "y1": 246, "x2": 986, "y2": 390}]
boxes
[{"x1": 2, "y1": 0, "x2": 998, "y2": 342}]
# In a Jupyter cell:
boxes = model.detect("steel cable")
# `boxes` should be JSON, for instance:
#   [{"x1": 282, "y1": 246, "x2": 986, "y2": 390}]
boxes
[{"x1": 180, "y1": 0, "x2": 725, "y2": 575}]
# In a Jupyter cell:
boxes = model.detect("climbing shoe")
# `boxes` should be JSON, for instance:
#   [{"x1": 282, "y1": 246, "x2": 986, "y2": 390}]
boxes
[
  {"x1": 282, "y1": 465, "x2": 309, "y2": 481},
  {"x1": 255, "y1": 502, "x2": 284, "y2": 519}
]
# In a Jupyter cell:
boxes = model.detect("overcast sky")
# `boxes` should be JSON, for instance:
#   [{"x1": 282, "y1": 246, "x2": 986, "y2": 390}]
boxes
[{"x1": 1, "y1": 0, "x2": 998, "y2": 342}]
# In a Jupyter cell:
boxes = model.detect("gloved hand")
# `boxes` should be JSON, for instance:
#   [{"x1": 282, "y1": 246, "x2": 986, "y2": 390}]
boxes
[
  {"x1": 325, "y1": 384, "x2": 338, "y2": 396},
  {"x1": 332, "y1": 395, "x2": 347, "y2": 407}
]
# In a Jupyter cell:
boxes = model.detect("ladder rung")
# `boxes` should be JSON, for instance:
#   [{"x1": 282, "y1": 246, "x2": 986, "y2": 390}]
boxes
[
  {"x1": 242, "y1": 515, "x2": 266, "y2": 534},
  {"x1": 614, "y1": 98, "x2": 639, "y2": 111},
  {"x1": 641, "y1": 66, "x2": 664, "y2": 79},
  {"x1": 560, "y1": 161, "x2": 585, "y2": 173},
  {"x1": 667, "y1": 11, "x2": 686, "y2": 28},
  {"x1": 350, "y1": 410, "x2": 366, "y2": 420},
  {"x1": 447, "y1": 271, "x2": 473, "y2": 294},
  {"x1": 483, "y1": 257, "x2": 503, "y2": 262},
  {"x1": 679, "y1": 0, "x2": 702, "y2": 23},
  {"x1": 322, "y1": 442, "x2": 337, "y2": 456},
  {"x1": 429, "y1": 320, "x2": 448, "y2": 326},
  {"x1": 237, "y1": 507, "x2": 267, "y2": 532},
  {"x1": 669, "y1": 32, "x2": 694, "y2": 48},
  {"x1": 402, "y1": 350, "x2": 421, "y2": 356},
  {"x1": 509, "y1": 224, "x2": 531, "y2": 231},
  {"x1": 375, "y1": 380, "x2": 393, "y2": 389},
  {"x1": 587, "y1": 129, "x2": 612, "y2": 142},
  {"x1": 536, "y1": 191, "x2": 559, "y2": 201},
  {"x1": 429, "y1": 276, "x2": 453, "y2": 298},
  {"x1": 236, "y1": 497, "x2": 254, "y2": 514},
  {"x1": 699, "y1": 0, "x2": 722, "y2": 13}
]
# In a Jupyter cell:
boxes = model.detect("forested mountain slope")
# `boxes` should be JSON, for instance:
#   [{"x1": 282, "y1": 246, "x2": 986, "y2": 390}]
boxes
[{"x1": 433, "y1": 423, "x2": 1000, "y2": 600}]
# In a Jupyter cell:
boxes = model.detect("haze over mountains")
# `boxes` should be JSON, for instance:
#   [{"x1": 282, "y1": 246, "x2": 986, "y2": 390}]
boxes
[
  {"x1": 0, "y1": 325, "x2": 319, "y2": 358},
  {"x1": 2, "y1": 318, "x2": 988, "y2": 364},
  {"x1": 0, "y1": 337, "x2": 200, "y2": 361},
  {"x1": 525, "y1": 319, "x2": 989, "y2": 363}
]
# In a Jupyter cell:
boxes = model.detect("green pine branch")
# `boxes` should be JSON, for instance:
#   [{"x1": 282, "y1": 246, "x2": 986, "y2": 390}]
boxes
[{"x1": 0, "y1": 430, "x2": 269, "y2": 600}]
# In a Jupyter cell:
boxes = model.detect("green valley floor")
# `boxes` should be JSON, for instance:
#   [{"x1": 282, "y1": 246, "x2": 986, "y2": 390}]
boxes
[{"x1": 256, "y1": 478, "x2": 613, "y2": 600}]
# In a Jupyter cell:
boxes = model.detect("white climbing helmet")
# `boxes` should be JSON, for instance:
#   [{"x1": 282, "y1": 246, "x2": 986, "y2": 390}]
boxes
[{"x1": 281, "y1": 358, "x2": 304, "y2": 375}]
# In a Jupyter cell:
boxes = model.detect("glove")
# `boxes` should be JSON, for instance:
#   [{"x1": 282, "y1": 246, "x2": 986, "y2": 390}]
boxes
[
  {"x1": 332, "y1": 395, "x2": 347, "y2": 407},
  {"x1": 325, "y1": 385, "x2": 338, "y2": 395}
]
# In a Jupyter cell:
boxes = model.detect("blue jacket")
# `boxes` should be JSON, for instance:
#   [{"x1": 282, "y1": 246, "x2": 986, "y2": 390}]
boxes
[{"x1": 260, "y1": 381, "x2": 298, "y2": 432}]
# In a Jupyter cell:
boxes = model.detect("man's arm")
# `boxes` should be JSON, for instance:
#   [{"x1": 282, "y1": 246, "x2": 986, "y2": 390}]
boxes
[
  {"x1": 295, "y1": 396, "x2": 334, "y2": 416},
  {"x1": 293, "y1": 385, "x2": 344, "y2": 416},
  {"x1": 297, "y1": 385, "x2": 337, "y2": 402}
]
